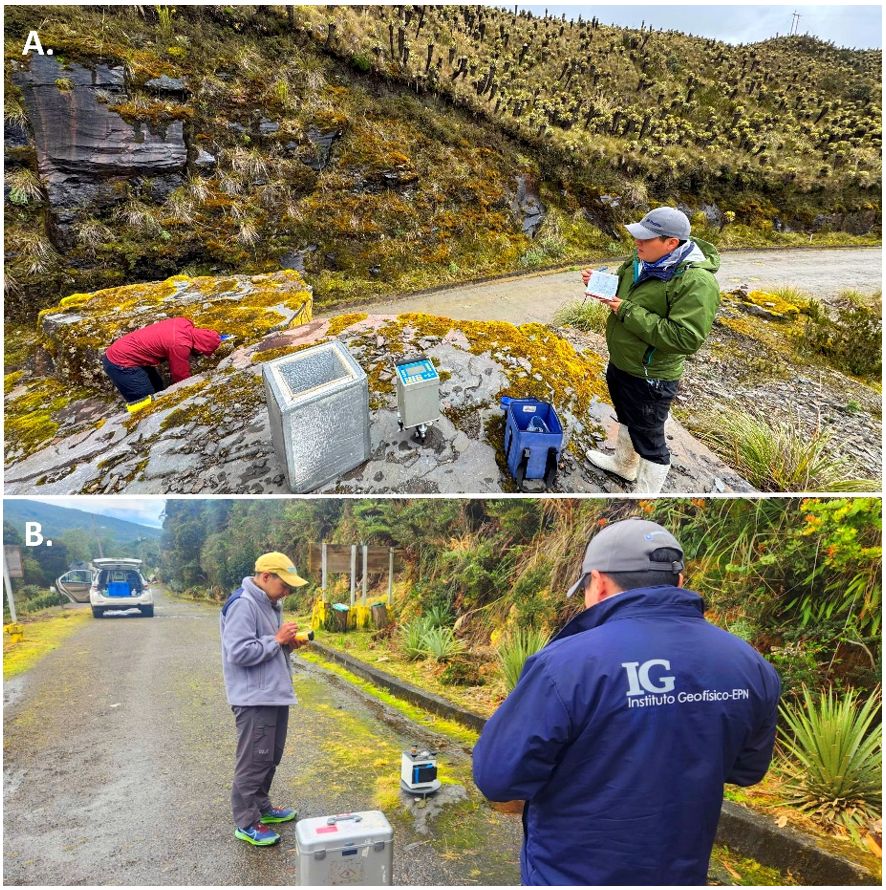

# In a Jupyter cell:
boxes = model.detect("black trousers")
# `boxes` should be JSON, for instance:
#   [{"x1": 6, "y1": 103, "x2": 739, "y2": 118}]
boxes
[
  {"x1": 102, "y1": 354, "x2": 166, "y2": 403},
  {"x1": 231, "y1": 705, "x2": 289, "y2": 828},
  {"x1": 606, "y1": 362, "x2": 679, "y2": 465}
]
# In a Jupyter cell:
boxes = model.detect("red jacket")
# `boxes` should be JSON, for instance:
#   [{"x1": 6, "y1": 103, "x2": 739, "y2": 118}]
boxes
[{"x1": 105, "y1": 318, "x2": 221, "y2": 384}]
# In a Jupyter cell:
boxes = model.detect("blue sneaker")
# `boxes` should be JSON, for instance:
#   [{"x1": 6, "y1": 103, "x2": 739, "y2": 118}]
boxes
[
  {"x1": 234, "y1": 821, "x2": 280, "y2": 846},
  {"x1": 260, "y1": 805, "x2": 296, "y2": 823}
]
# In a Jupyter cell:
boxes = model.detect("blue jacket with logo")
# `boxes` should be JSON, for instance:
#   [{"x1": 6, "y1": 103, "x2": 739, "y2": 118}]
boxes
[{"x1": 472, "y1": 586, "x2": 780, "y2": 886}]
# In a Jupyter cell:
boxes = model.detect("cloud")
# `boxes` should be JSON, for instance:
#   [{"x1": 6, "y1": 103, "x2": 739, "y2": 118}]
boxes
[{"x1": 44, "y1": 497, "x2": 167, "y2": 528}]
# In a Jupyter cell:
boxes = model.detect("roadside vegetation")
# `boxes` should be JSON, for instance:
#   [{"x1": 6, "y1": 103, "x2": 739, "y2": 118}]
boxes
[
  {"x1": 158, "y1": 497, "x2": 881, "y2": 857},
  {"x1": 2, "y1": 608, "x2": 91, "y2": 680}
]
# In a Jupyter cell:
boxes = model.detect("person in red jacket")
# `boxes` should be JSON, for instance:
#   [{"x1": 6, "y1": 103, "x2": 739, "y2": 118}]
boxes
[{"x1": 102, "y1": 317, "x2": 222, "y2": 410}]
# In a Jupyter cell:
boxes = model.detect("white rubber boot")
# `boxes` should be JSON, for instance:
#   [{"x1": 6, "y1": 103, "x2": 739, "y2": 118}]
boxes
[
  {"x1": 586, "y1": 424, "x2": 640, "y2": 482},
  {"x1": 634, "y1": 459, "x2": 670, "y2": 495}
]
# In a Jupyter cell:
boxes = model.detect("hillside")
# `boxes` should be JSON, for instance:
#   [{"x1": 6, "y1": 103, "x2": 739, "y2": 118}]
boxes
[
  {"x1": 3, "y1": 499, "x2": 163, "y2": 543},
  {"x1": 4, "y1": 5, "x2": 880, "y2": 321}
]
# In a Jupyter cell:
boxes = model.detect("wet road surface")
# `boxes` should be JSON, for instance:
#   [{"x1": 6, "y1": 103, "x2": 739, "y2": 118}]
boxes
[
  {"x1": 3, "y1": 588, "x2": 520, "y2": 885},
  {"x1": 345, "y1": 247, "x2": 881, "y2": 324}
]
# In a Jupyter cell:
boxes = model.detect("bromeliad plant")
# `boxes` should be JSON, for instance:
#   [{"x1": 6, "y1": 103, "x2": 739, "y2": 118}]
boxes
[
  {"x1": 777, "y1": 685, "x2": 882, "y2": 837},
  {"x1": 498, "y1": 626, "x2": 551, "y2": 692}
]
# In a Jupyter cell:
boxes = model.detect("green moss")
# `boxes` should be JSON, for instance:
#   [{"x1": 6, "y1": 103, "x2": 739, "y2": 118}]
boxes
[
  {"x1": 4, "y1": 377, "x2": 90, "y2": 456},
  {"x1": 298, "y1": 649, "x2": 480, "y2": 748},
  {"x1": 327, "y1": 312, "x2": 369, "y2": 337},
  {"x1": 3, "y1": 609, "x2": 91, "y2": 680}
]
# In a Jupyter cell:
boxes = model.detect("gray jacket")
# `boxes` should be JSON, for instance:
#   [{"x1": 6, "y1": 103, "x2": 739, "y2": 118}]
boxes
[{"x1": 220, "y1": 576, "x2": 298, "y2": 707}]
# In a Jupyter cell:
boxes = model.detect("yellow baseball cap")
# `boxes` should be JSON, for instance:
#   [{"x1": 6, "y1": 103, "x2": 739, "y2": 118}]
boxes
[{"x1": 254, "y1": 551, "x2": 308, "y2": 587}]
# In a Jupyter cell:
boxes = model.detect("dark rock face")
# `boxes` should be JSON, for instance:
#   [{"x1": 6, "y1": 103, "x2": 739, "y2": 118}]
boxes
[
  {"x1": 301, "y1": 126, "x2": 342, "y2": 171},
  {"x1": 280, "y1": 244, "x2": 317, "y2": 272},
  {"x1": 13, "y1": 55, "x2": 187, "y2": 245},
  {"x1": 144, "y1": 74, "x2": 188, "y2": 95},
  {"x1": 511, "y1": 173, "x2": 546, "y2": 236},
  {"x1": 194, "y1": 148, "x2": 216, "y2": 171}
]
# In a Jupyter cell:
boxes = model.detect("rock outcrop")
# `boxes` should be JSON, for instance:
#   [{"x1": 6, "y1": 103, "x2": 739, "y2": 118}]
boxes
[
  {"x1": 12, "y1": 55, "x2": 187, "y2": 246},
  {"x1": 5, "y1": 296, "x2": 751, "y2": 494}
]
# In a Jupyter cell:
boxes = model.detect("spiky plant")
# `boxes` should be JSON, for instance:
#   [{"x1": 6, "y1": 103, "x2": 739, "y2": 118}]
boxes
[
  {"x1": 188, "y1": 175, "x2": 210, "y2": 203},
  {"x1": 399, "y1": 615, "x2": 433, "y2": 660},
  {"x1": 236, "y1": 219, "x2": 259, "y2": 247},
  {"x1": 420, "y1": 625, "x2": 465, "y2": 661},
  {"x1": 778, "y1": 686, "x2": 881, "y2": 836},
  {"x1": 498, "y1": 626, "x2": 550, "y2": 692}
]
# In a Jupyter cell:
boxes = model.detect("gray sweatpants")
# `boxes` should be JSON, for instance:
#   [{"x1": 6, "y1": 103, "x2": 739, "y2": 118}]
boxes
[{"x1": 231, "y1": 705, "x2": 289, "y2": 829}]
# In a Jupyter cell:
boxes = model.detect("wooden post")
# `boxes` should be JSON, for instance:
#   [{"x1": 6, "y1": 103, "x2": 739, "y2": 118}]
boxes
[
  {"x1": 388, "y1": 548, "x2": 394, "y2": 604},
  {"x1": 349, "y1": 545, "x2": 356, "y2": 607},
  {"x1": 361, "y1": 545, "x2": 368, "y2": 604},
  {"x1": 3, "y1": 553, "x2": 17, "y2": 624},
  {"x1": 321, "y1": 542, "x2": 328, "y2": 593}
]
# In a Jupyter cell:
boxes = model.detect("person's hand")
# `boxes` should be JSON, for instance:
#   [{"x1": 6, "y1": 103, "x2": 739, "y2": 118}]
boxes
[
  {"x1": 602, "y1": 296, "x2": 622, "y2": 314},
  {"x1": 581, "y1": 268, "x2": 592, "y2": 286},
  {"x1": 275, "y1": 622, "x2": 300, "y2": 646}
]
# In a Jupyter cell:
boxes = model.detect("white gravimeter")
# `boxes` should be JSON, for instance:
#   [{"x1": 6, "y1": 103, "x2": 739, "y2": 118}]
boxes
[{"x1": 400, "y1": 745, "x2": 441, "y2": 795}]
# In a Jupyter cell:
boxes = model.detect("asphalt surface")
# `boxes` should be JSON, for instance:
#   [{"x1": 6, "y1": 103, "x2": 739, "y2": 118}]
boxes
[
  {"x1": 342, "y1": 247, "x2": 881, "y2": 324},
  {"x1": 3, "y1": 588, "x2": 521, "y2": 885}
]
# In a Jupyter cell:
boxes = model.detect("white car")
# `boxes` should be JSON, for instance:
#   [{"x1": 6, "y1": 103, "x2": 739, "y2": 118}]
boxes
[{"x1": 89, "y1": 558, "x2": 153, "y2": 618}]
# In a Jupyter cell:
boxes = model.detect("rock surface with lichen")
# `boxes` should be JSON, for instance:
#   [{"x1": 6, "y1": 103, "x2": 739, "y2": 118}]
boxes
[
  {"x1": 5, "y1": 305, "x2": 751, "y2": 495},
  {"x1": 38, "y1": 269, "x2": 313, "y2": 390}
]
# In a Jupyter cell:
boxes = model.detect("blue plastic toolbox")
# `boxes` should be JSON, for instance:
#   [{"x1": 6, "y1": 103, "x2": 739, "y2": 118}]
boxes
[{"x1": 501, "y1": 397, "x2": 563, "y2": 490}]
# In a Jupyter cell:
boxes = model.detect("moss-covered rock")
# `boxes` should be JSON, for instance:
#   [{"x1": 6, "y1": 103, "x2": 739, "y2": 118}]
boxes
[{"x1": 39, "y1": 269, "x2": 313, "y2": 388}]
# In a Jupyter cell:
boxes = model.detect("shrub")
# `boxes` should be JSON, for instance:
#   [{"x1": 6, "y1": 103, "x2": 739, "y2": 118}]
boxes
[
  {"x1": 801, "y1": 296, "x2": 882, "y2": 378},
  {"x1": 696, "y1": 409, "x2": 874, "y2": 492},
  {"x1": 21, "y1": 589, "x2": 68, "y2": 612},
  {"x1": 778, "y1": 685, "x2": 881, "y2": 836},
  {"x1": 420, "y1": 625, "x2": 465, "y2": 661},
  {"x1": 498, "y1": 626, "x2": 550, "y2": 691}
]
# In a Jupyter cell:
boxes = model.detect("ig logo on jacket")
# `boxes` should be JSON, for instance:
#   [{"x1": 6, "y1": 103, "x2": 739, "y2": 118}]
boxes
[{"x1": 622, "y1": 659, "x2": 676, "y2": 696}]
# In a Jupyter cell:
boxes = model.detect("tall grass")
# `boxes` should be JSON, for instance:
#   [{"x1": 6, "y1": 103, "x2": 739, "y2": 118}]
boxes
[
  {"x1": 696, "y1": 409, "x2": 875, "y2": 492},
  {"x1": 498, "y1": 626, "x2": 550, "y2": 691},
  {"x1": 778, "y1": 686, "x2": 882, "y2": 836},
  {"x1": 552, "y1": 297, "x2": 609, "y2": 334}
]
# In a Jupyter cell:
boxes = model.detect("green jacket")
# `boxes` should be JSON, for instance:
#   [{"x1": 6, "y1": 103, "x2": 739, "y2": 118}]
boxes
[{"x1": 606, "y1": 237, "x2": 721, "y2": 381}]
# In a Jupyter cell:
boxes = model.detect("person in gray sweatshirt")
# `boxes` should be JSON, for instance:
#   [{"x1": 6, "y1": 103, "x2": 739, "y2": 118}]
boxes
[{"x1": 220, "y1": 551, "x2": 310, "y2": 846}]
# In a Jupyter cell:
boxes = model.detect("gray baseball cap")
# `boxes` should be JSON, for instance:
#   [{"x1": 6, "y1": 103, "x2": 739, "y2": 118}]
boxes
[
  {"x1": 625, "y1": 207, "x2": 691, "y2": 241},
  {"x1": 566, "y1": 519, "x2": 685, "y2": 598}
]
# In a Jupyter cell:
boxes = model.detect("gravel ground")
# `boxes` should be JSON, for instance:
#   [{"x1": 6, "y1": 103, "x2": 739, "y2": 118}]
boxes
[{"x1": 2, "y1": 588, "x2": 520, "y2": 885}]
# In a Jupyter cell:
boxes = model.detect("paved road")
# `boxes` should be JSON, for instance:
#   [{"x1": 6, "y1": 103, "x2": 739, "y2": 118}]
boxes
[
  {"x1": 3, "y1": 589, "x2": 520, "y2": 885},
  {"x1": 340, "y1": 247, "x2": 881, "y2": 324}
]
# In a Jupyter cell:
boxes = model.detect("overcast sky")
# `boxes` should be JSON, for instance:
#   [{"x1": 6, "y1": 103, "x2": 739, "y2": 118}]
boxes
[
  {"x1": 513, "y1": 4, "x2": 882, "y2": 49},
  {"x1": 39, "y1": 498, "x2": 168, "y2": 529}
]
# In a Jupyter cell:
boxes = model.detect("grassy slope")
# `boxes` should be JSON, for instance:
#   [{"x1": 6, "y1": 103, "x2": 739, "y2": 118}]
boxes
[{"x1": 4, "y1": 5, "x2": 880, "y2": 320}]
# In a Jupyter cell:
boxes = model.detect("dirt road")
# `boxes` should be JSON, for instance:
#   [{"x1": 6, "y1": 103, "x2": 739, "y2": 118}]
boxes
[
  {"x1": 342, "y1": 247, "x2": 880, "y2": 324},
  {"x1": 3, "y1": 589, "x2": 520, "y2": 885}
]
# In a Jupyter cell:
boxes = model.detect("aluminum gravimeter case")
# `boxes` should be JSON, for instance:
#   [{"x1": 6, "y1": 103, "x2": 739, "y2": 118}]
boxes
[
  {"x1": 262, "y1": 341, "x2": 370, "y2": 492},
  {"x1": 295, "y1": 811, "x2": 394, "y2": 886}
]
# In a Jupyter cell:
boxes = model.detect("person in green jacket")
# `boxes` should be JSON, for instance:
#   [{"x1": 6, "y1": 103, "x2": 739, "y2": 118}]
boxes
[{"x1": 582, "y1": 207, "x2": 721, "y2": 494}]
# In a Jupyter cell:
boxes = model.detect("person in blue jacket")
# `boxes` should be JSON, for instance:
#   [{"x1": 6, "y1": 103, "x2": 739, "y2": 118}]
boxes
[{"x1": 472, "y1": 519, "x2": 781, "y2": 886}]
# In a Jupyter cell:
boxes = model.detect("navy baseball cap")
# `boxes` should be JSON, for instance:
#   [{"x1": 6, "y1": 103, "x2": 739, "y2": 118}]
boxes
[
  {"x1": 626, "y1": 207, "x2": 691, "y2": 241},
  {"x1": 566, "y1": 519, "x2": 685, "y2": 598}
]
